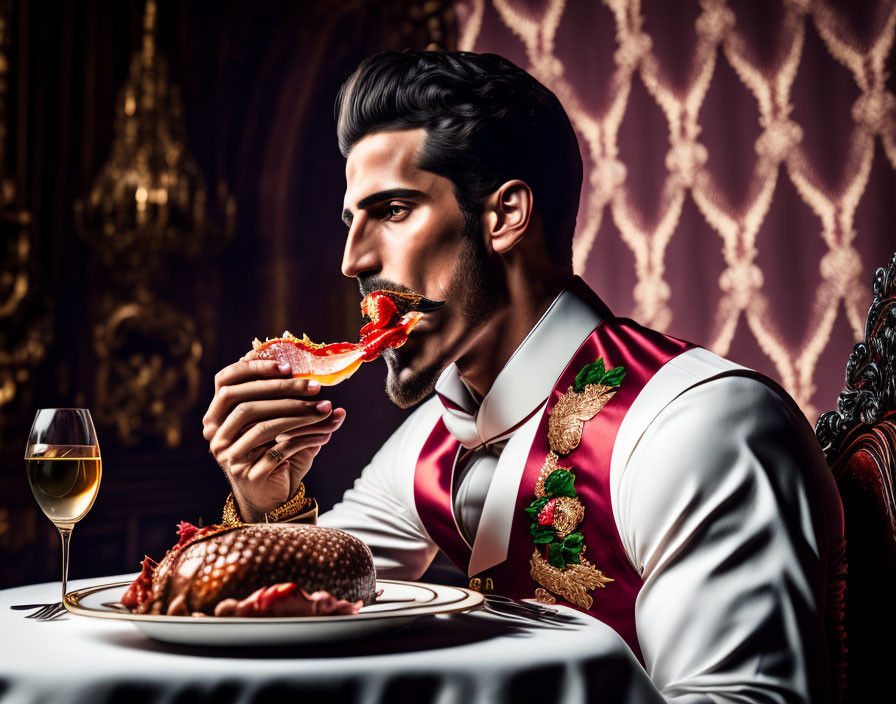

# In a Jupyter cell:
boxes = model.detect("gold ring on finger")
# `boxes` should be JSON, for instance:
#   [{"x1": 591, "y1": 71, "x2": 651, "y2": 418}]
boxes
[
  {"x1": 268, "y1": 447, "x2": 283, "y2": 463},
  {"x1": 246, "y1": 444, "x2": 270, "y2": 463}
]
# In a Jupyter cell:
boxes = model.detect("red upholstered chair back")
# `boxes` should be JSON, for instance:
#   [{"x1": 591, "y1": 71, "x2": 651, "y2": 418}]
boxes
[{"x1": 816, "y1": 252, "x2": 896, "y2": 703}]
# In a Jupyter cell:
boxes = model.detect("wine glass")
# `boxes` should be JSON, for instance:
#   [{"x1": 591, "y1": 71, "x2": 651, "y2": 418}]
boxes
[{"x1": 25, "y1": 409, "x2": 102, "y2": 602}]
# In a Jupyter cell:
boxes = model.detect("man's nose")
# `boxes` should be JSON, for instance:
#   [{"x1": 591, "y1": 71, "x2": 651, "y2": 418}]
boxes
[{"x1": 341, "y1": 217, "x2": 381, "y2": 278}]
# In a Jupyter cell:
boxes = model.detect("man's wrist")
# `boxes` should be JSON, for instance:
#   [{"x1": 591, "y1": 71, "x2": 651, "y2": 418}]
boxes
[
  {"x1": 222, "y1": 486, "x2": 312, "y2": 526},
  {"x1": 231, "y1": 489, "x2": 266, "y2": 524}
]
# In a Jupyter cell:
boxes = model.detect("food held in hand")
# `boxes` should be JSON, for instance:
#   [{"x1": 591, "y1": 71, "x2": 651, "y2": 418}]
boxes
[
  {"x1": 253, "y1": 289, "x2": 444, "y2": 385},
  {"x1": 122, "y1": 521, "x2": 376, "y2": 617}
]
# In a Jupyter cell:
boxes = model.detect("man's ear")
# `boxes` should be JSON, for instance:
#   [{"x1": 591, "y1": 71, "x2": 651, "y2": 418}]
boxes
[{"x1": 484, "y1": 180, "x2": 533, "y2": 255}]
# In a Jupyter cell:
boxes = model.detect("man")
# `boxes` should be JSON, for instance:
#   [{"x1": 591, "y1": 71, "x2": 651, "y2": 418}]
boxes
[{"x1": 203, "y1": 50, "x2": 845, "y2": 702}]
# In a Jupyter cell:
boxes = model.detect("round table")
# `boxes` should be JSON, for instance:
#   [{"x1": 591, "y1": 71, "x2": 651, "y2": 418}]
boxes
[{"x1": 0, "y1": 574, "x2": 664, "y2": 704}]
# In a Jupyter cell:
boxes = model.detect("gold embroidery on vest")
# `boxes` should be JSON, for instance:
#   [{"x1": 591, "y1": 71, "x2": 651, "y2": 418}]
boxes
[
  {"x1": 526, "y1": 358, "x2": 625, "y2": 610},
  {"x1": 547, "y1": 383, "x2": 617, "y2": 455},
  {"x1": 530, "y1": 551, "x2": 613, "y2": 610},
  {"x1": 534, "y1": 587, "x2": 556, "y2": 605},
  {"x1": 534, "y1": 451, "x2": 569, "y2": 498},
  {"x1": 551, "y1": 496, "x2": 585, "y2": 537}
]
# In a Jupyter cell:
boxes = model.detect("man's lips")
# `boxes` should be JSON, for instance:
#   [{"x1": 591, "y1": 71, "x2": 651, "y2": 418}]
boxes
[
  {"x1": 413, "y1": 296, "x2": 446, "y2": 313},
  {"x1": 394, "y1": 307, "x2": 439, "y2": 347},
  {"x1": 370, "y1": 289, "x2": 446, "y2": 314},
  {"x1": 407, "y1": 315, "x2": 434, "y2": 335}
]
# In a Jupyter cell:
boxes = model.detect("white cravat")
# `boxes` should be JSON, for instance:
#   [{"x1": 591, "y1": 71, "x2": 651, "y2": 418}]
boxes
[
  {"x1": 433, "y1": 282, "x2": 605, "y2": 544},
  {"x1": 452, "y1": 443, "x2": 504, "y2": 544}
]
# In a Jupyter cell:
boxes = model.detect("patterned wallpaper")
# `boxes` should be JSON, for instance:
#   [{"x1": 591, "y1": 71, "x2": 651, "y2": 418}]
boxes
[{"x1": 454, "y1": 0, "x2": 896, "y2": 420}]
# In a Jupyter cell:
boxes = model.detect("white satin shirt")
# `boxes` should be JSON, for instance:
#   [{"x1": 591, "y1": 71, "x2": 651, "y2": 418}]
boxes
[{"x1": 319, "y1": 281, "x2": 844, "y2": 704}]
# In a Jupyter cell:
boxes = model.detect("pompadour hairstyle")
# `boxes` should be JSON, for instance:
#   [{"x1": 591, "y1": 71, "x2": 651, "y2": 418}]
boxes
[{"x1": 334, "y1": 50, "x2": 582, "y2": 265}]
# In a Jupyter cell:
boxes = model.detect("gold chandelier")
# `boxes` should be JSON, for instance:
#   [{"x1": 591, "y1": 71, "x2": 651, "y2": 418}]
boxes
[
  {"x1": 74, "y1": 0, "x2": 233, "y2": 447},
  {"x1": 74, "y1": 0, "x2": 233, "y2": 279}
]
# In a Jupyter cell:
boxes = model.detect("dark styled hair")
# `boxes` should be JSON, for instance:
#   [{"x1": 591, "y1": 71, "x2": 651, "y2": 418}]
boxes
[{"x1": 334, "y1": 50, "x2": 582, "y2": 265}]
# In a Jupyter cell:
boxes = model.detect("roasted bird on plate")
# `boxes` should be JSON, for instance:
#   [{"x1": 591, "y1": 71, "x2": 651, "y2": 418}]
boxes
[{"x1": 122, "y1": 522, "x2": 376, "y2": 617}]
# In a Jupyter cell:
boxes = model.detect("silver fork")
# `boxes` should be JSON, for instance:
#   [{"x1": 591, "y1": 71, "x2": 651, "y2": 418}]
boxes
[
  {"x1": 23, "y1": 602, "x2": 66, "y2": 621},
  {"x1": 485, "y1": 595, "x2": 558, "y2": 615},
  {"x1": 36, "y1": 604, "x2": 68, "y2": 621},
  {"x1": 482, "y1": 595, "x2": 572, "y2": 625}
]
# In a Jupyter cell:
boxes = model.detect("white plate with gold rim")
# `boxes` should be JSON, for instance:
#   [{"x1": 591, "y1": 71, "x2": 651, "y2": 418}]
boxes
[{"x1": 64, "y1": 579, "x2": 483, "y2": 646}]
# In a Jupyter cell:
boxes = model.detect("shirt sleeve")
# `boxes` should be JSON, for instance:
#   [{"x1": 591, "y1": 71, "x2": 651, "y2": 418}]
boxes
[
  {"x1": 317, "y1": 399, "x2": 442, "y2": 581},
  {"x1": 616, "y1": 374, "x2": 842, "y2": 704}
]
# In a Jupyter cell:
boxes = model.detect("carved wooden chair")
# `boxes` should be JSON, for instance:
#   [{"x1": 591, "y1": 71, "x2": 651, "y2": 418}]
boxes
[{"x1": 816, "y1": 252, "x2": 896, "y2": 703}]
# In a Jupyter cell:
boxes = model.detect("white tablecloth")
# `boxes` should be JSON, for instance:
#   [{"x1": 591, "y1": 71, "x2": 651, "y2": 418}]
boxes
[{"x1": 0, "y1": 574, "x2": 664, "y2": 704}]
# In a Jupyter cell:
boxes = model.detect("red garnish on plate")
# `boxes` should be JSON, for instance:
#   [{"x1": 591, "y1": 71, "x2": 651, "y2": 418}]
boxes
[
  {"x1": 176, "y1": 520, "x2": 200, "y2": 547},
  {"x1": 121, "y1": 556, "x2": 157, "y2": 609}
]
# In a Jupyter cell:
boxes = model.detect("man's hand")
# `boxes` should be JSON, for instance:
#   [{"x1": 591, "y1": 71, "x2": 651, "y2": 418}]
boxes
[{"x1": 203, "y1": 355, "x2": 346, "y2": 522}]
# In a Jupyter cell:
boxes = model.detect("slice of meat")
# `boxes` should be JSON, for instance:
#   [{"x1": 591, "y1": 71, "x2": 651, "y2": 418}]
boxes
[
  {"x1": 213, "y1": 583, "x2": 362, "y2": 617},
  {"x1": 253, "y1": 314, "x2": 420, "y2": 386},
  {"x1": 253, "y1": 289, "x2": 433, "y2": 386}
]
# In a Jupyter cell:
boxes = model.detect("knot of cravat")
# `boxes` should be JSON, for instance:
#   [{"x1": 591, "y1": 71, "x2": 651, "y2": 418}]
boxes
[
  {"x1": 439, "y1": 392, "x2": 547, "y2": 451},
  {"x1": 439, "y1": 402, "x2": 484, "y2": 449},
  {"x1": 457, "y1": 440, "x2": 501, "y2": 467}
]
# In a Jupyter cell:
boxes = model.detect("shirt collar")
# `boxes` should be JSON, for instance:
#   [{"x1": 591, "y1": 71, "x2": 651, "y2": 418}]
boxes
[{"x1": 435, "y1": 276, "x2": 611, "y2": 449}]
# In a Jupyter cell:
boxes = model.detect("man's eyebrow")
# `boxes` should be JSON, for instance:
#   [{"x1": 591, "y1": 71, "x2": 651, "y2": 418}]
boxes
[{"x1": 341, "y1": 188, "x2": 424, "y2": 226}]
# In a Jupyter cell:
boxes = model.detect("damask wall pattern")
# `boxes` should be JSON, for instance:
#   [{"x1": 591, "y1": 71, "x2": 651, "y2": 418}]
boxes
[{"x1": 454, "y1": 0, "x2": 896, "y2": 420}]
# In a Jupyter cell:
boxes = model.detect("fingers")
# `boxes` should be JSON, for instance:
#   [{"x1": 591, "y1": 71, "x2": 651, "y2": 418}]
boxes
[
  {"x1": 224, "y1": 413, "x2": 336, "y2": 466},
  {"x1": 205, "y1": 352, "x2": 345, "y2": 515},
  {"x1": 287, "y1": 446, "x2": 320, "y2": 499},
  {"x1": 204, "y1": 359, "x2": 291, "y2": 439},
  {"x1": 203, "y1": 376, "x2": 322, "y2": 440},
  {"x1": 274, "y1": 407, "x2": 346, "y2": 442},
  {"x1": 214, "y1": 358, "x2": 290, "y2": 393},
  {"x1": 246, "y1": 432, "x2": 334, "y2": 485},
  {"x1": 211, "y1": 397, "x2": 331, "y2": 449}
]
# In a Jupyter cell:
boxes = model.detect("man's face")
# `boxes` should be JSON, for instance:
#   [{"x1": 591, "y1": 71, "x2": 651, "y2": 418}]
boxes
[{"x1": 341, "y1": 128, "x2": 498, "y2": 407}]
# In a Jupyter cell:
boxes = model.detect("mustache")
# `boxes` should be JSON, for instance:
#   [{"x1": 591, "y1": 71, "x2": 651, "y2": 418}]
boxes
[{"x1": 357, "y1": 275, "x2": 446, "y2": 313}]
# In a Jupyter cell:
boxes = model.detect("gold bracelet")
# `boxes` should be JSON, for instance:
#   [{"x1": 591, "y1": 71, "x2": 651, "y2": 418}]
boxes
[
  {"x1": 221, "y1": 484, "x2": 308, "y2": 527},
  {"x1": 266, "y1": 483, "x2": 307, "y2": 522},
  {"x1": 278, "y1": 497, "x2": 319, "y2": 525},
  {"x1": 221, "y1": 492, "x2": 245, "y2": 527}
]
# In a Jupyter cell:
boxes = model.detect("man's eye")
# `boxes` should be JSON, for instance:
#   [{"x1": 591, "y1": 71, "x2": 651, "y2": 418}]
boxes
[{"x1": 386, "y1": 204, "x2": 410, "y2": 219}]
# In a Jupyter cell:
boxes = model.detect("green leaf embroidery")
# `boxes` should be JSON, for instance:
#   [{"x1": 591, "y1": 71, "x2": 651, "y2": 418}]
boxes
[
  {"x1": 601, "y1": 366, "x2": 626, "y2": 387},
  {"x1": 573, "y1": 357, "x2": 626, "y2": 392},
  {"x1": 562, "y1": 532, "x2": 585, "y2": 548},
  {"x1": 530, "y1": 524, "x2": 556, "y2": 544},
  {"x1": 575, "y1": 358, "x2": 604, "y2": 392},
  {"x1": 560, "y1": 533, "x2": 584, "y2": 564},
  {"x1": 542, "y1": 533, "x2": 586, "y2": 569},
  {"x1": 586, "y1": 366, "x2": 607, "y2": 387},
  {"x1": 562, "y1": 547, "x2": 582, "y2": 565},
  {"x1": 548, "y1": 542, "x2": 567, "y2": 569},
  {"x1": 543, "y1": 469, "x2": 576, "y2": 497},
  {"x1": 524, "y1": 496, "x2": 550, "y2": 517}
]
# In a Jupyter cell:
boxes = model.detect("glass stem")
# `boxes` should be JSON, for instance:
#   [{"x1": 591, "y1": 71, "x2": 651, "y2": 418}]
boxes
[{"x1": 57, "y1": 525, "x2": 73, "y2": 602}]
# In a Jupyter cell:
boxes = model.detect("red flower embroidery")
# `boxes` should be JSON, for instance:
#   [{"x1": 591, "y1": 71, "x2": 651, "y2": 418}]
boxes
[{"x1": 537, "y1": 497, "x2": 557, "y2": 526}]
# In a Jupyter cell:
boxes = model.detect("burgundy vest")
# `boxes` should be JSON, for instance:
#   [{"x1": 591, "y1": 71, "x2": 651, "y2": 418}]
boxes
[{"x1": 414, "y1": 289, "x2": 694, "y2": 663}]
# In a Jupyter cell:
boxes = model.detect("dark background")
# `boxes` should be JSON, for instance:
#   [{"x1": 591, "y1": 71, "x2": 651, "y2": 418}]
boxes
[{"x1": 0, "y1": 0, "x2": 456, "y2": 589}]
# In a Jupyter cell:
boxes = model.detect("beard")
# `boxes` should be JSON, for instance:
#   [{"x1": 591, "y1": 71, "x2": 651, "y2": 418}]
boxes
[
  {"x1": 359, "y1": 214, "x2": 500, "y2": 409},
  {"x1": 381, "y1": 347, "x2": 443, "y2": 409}
]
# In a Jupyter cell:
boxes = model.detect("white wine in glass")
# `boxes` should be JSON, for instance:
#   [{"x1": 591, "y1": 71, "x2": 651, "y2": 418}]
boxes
[{"x1": 25, "y1": 409, "x2": 102, "y2": 601}]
